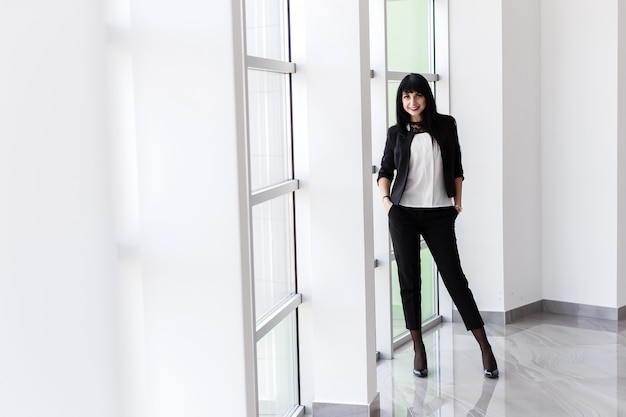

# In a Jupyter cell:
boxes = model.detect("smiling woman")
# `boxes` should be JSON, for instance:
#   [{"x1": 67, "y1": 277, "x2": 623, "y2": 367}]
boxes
[{"x1": 377, "y1": 73, "x2": 499, "y2": 378}]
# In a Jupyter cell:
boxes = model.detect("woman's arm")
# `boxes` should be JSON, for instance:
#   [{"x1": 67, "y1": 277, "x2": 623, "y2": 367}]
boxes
[
  {"x1": 450, "y1": 117, "x2": 464, "y2": 180},
  {"x1": 378, "y1": 177, "x2": 393, "y2": 213},
  {"x1": 454, "y1": 177, "x2": 463, "y2": 212},
  {"x1": 377, "y1": 127, "x2": 397, "y2": 214}
]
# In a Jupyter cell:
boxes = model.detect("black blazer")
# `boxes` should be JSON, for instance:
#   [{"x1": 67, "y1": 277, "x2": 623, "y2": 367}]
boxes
[{"x1": 377, "y1": 115, "x2": 464, "y2": 205}]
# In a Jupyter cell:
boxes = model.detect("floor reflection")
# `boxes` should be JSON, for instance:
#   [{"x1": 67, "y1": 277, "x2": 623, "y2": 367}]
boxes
[
  {"x1": 464, "y1": 378, "x2": 497, "y2": 417},
  {"x1": 377, "y1": 312, "x2": 626, "y2": 417},
  {"x1": 404, "y1": 373, "x2": 497, "y2": 417}
]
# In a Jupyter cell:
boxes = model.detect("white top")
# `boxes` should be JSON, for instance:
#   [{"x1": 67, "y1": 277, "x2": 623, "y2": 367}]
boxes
[{"x1": 399, "y1": 131, "x2": 453, "y2": 208}]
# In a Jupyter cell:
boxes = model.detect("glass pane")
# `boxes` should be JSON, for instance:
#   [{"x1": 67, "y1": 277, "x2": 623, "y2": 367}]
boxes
[
  {"x1": 386, "y1": 0, "x2": 433, "y2": 73},
  {"x1": 387, "y1": 80, "x2": 400, "y2": 127},
  {"x1": 248, "y1": 69, "x2": 292, "y2": 191},
  {"x1": 252, "y1": 194, "x2": 295, "y2": 319},
  {"x1": 392, "y1": 246, "x2": 436, "y2": 339},
  {"x1": 245, "y1": 0, "x2": 288, "y2": 61},
  {"x1": 257, "y1": 313, "x2": 299, "y2": 417}
]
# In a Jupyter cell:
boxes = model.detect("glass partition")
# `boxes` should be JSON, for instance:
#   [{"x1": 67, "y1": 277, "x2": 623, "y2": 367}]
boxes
[
  {"x1": 246, "y1": 0, "x2": 289, "y2": 61},
  {"x1": 386, "y1": 0, "x2": 433, "y2": 74},
  {"x1": 256, "y1": 312, "x2": 299, "y2": 417},
  {"x1": 248, "y1": 69, "x2": 292, "y2": 191},
  {"x1": 252, "y1": 194, "x2": 296, "y2": 320}
]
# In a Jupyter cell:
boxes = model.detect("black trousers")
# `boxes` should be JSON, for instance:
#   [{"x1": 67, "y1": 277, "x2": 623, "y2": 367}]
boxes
[{"x1": 388, "y1": 205, "x2": 484, "y2": 331}]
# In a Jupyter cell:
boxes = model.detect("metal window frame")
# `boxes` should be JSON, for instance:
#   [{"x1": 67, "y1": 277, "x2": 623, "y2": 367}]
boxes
[
  {"x1": 247, "y1": 55, "x2": 296, "y2": 74},
  {"x1": 256, "y1": 293, "x2": 302, "y2": 342},
  {"x1": 250, "y1": 179, "x2": 300, "y2": 206},
  {"x1": 386, "y1": 71, "x2": 439, "y2": 82}
]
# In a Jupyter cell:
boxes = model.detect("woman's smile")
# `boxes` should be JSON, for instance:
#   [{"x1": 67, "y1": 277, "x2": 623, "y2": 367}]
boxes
[{"x1": 402, "y1": 91, "x2": 426, "y2": 122}]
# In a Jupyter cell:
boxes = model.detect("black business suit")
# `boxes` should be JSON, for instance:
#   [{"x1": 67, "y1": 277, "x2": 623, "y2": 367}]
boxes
[
  {"x1": 378, "y1": 114, "x2": 463, "y2": 203},
  {"x1": 378, "y1": 116, "x2": 484, "y2": 331}
]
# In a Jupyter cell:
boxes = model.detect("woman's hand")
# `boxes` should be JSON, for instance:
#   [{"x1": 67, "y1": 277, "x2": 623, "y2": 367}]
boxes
[
  {"x1": 378, "y1": 178, "x2": 393, "y2": 214},
  {"x1": 383, "y1": 196, "x2": 393, "y2": 214}
]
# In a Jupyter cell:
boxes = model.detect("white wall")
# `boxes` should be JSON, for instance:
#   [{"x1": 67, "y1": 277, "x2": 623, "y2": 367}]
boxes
[
  {"x1": 449, "y1": 0, "x2": 505, "y2": 312},
  {"x1": 502, "y1": 0, "x2": 542, "y2": 311},
  {"x1": 450, "y1": 0, "x2": 626, "y2": 314},
  {"x1": 541, "y1": 0, "x2": 619, "y2": 308},
  {"x1": 2, "y1": 1, "x2": 258, "y2": 416},
  {"x1": 0, "y1": 2, "x2": 122, "y2": 416},
  {"x1": 292, "y1": 0, "x2": 379, "y2": 412}
]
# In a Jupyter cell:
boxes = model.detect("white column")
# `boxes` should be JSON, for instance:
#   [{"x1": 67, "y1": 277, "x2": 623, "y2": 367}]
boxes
[
  {"x1": 292, "y1": 0, "x2": 379, "y2": 414},
  {"x1": 126, "y1": 1, "x2": 256, "y2": 416},
  {"x1": 501, "y1": 0, "x2": 542, "y2": 313},
  {"x1": 369, "y1": 0, "x2": 394, "y2": 361},
  {"x1": 617, "y1": 0, "x2": 626, "y2": 310},
  {"x1": 0, "y1": 1, "x2": 122, "y2": 416}
]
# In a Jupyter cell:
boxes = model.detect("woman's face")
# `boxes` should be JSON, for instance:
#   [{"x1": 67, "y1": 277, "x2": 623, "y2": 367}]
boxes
[{"x1": 402, "y1": 91, "x2": 426, "y2": 122}]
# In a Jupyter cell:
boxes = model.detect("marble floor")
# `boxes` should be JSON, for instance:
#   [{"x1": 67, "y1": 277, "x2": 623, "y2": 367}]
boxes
[{"x1": 377, "y1": 312, "x2": 626, "y2": 417}]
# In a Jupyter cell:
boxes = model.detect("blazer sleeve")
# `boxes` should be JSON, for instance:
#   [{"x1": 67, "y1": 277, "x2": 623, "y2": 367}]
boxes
[
  {"x1": 377, "y1": 126, "x2": 397, "y2": 183},
  {"x1": 449, "y1": 117, "x2": 464, "y2": 180}
]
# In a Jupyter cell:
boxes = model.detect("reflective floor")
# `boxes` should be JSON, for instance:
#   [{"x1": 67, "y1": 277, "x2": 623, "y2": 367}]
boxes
[{"x1": 377, "y1": 312, "x2": 626, "y2": 417}]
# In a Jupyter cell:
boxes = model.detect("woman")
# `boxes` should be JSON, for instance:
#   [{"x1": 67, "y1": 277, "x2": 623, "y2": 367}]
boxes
[{"x1": 377, "y1": 73, "x2": 498, "y2": 378}]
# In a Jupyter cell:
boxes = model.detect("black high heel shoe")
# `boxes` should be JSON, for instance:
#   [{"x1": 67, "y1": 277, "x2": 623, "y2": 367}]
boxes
[
  {"x1": 481, "y1": 346, "x2": 499, "y2": 378},
  {"x1": 482, "y1": 351, "x2": 499, "y2": 378},
  {"x1": 411, "y1": 331, "x2": 428, "y2": 378},
  {"x1": 413, "y1": 347, "x2": 428, "y2": 378}
]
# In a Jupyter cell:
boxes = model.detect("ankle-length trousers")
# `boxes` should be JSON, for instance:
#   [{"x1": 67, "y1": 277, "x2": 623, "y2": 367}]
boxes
[{"x1": 388, "y1": 205, "x2": 484, "y2": 331}]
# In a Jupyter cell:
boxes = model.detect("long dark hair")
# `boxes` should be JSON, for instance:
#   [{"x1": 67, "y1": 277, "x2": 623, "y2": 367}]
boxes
[{"x1": 395, "y1": 73, "x2": 444, "y2": 139}]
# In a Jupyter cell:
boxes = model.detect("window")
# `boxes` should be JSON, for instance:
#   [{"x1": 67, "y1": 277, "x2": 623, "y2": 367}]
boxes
[
  {"x1": 245, "y1": 1, "x2": 303, "y2": 416},
  {"x1": 387, "y1": 0, "x2": 434, "y2": 74}
]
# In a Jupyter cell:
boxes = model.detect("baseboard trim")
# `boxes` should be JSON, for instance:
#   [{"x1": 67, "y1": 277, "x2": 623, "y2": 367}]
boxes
[
  {"x1": 312, "y1": 393, "x2": 380, "y2": 417},
  {"x1": 452, "y1": 299, "x2": 626, "y2": 324}
]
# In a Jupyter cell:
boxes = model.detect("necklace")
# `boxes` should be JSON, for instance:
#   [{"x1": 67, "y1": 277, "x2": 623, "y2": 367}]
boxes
[{"x1": 410, "y1": 122, "x2": 426, "y2": 134}]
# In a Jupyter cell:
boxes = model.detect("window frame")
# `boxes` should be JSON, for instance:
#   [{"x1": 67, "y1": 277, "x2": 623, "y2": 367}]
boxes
[{"x1": 244, "y1": 1, "x2": 304, "y2": 416}]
